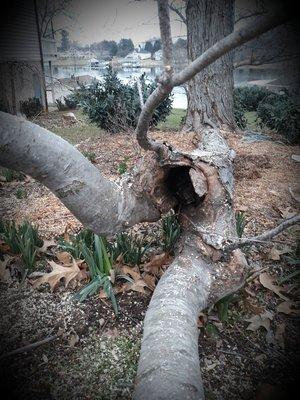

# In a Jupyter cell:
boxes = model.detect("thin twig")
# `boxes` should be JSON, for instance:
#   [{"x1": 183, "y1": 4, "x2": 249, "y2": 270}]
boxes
[{"x1": 0, "y1": 334, "x2": 60, "y2": 359}]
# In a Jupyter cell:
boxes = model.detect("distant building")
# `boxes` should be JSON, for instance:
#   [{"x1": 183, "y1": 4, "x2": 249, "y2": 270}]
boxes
[{"x1": 0, "y1": 0, "x2": 50, "y2": 114}]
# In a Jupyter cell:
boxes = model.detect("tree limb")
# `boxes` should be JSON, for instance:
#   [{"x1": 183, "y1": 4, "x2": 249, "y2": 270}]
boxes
[
  {"x1": 0, "y1": 112, "x2": 160, "y2": 235},
  {"x1": 225, "y1": 215, "x2": 300, "y2": 251}
]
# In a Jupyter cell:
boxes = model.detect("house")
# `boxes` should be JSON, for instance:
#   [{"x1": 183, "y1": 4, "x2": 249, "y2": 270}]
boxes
[{"x1": 0, "y1": 0, "x2": 49, "y2": 114}]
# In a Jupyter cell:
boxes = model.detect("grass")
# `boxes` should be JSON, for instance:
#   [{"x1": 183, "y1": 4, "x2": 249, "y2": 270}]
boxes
[
  {"x1": 157, "y1": 108, "x2": 186, "y2": 131},
  {"x1": 41, "y1": 109, "x2": 105, "y2": 145},
  {"x1": 244, "y1": 111, "x2": 258, "y2": 130},
  {"x1": 35, "y1": 108, "x2": 186, "y2": 145}
]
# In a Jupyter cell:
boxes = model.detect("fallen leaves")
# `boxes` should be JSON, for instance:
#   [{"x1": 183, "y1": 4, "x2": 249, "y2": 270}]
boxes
[
  {"x1": 245, "y1": 310, "x2": 274, "y2": 332},
  {"x1": 277, "y1": 300, "x2": 300, "y2": 315},
  {"x1": 259, "y1": 273, "x2": 289, "y2": 301},
  {"x1": 0, "y1": 255, "x2": 14, "y2": 282},
  {"x1": 31, "y1": 259, "x2": 87, "y2": 291},
  {"x1": 143, "y1": 252, "x2": 171, "y2": 276}
]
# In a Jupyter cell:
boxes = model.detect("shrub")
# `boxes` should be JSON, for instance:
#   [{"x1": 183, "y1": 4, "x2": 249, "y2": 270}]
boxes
[
  {"x1": 234, "y1": 86, "x2": 270, "y2": 112},
  {"x1": 20, "y1": 97, "x2": 43, "y2": 118},
  {"x1": 73, "y1": 67, "x2": 172, "y2": 133},
  {"x1": 64, "y1": 92, "x2": 79, "y2": 109},
  {"x1": 55, "y1": 98, "x2": 69, "y2": 111},
  {"x1": 233, "y1": 95, "x2": 247, "y2": 129},
  {"x1": 257, "y1": 91, "x2": 300, "y2": 143}
]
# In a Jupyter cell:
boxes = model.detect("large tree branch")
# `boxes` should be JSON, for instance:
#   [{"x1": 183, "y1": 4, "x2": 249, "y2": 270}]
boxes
[
  {"x1": 0, "y1": 112, "x2": 160, "y2": 234},
  {"x1": 136, "y1": 3, "x2": 292, "y2": 152}
]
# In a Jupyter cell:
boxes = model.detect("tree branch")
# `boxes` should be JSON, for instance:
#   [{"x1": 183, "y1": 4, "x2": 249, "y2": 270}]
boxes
[
  {"x1": 172, "y1": 6, "x2": 292, "y2": 86},
  {"x1": 169, "y1": 1, "x2": 186, "y2": 25},
  {"x1": 157, "y1": 0, "x2": 174, "y2": 69},
  {"x1": 0, "y1": 112, "x2": 160, "y2": 235},
  {"x1": 225, "y1": 215, "x2": 300, "y2": 251}
]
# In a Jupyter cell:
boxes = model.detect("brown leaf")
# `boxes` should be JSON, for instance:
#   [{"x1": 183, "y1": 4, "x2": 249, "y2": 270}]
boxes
[
  {"x1": 120, "y1": 266, "x2": 142, "y2": 282},
  {"x1": 56, "y1": 251, "x2": 71, "y2": 264},
  {"x1": 143, "y1": 252, "x2": 171, "y2": 276},
  {"x1": 259, "y1": 273, "x2": 289, "y2": 301},
  {"x1": 68, "y1": 331, "x2": 79, "y2": 347},
  {"x1": 245, "y1": 310, "x2": 273, "y2": 331},
  {"x1": 31, "y1": 259, "x2": 84, "y2": 291},
  {"x1": 268, "y1": 247, "x2": 281, "y2": 261},
  {"x1": 0, "y1": 255, "x2": 14, "y2": 282},
  {"x1": 142, "y1": 273, "x2": 156, "y2": 291},
  {"x1": 38, "y1": 239, "x2": 57, "y2": 254},
  {"x1": 277, "y1": 300, "x2": 300, "y2": 315}
]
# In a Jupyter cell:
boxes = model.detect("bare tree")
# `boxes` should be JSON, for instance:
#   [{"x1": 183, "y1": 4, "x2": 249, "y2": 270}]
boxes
[
  {"x1": 38, "y1": 0, "x2": 73, "y2": 38},
  {"x1": 0, "y1": 1, "x2": 297, "y2": 399}
]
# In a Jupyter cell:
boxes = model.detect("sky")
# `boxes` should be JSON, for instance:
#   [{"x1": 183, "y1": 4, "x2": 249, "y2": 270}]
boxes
[{"x1": 55, "y1": 0, "x2": 187, "y2": 46}]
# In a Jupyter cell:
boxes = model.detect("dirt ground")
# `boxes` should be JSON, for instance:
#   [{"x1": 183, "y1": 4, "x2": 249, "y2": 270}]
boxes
[{"x1": 0, "y1": 113, "x2": 299, "y2": 400}]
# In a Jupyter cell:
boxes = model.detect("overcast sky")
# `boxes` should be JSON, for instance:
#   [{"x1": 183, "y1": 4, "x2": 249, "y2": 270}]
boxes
[{"x1": 56, "y1": 0, "x2": 186, "y2": 45}]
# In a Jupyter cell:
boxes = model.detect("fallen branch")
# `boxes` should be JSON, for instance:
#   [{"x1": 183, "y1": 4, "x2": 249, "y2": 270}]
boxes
[{"x1": 225, "y1": 215, "x2": 300, "y2": 251}]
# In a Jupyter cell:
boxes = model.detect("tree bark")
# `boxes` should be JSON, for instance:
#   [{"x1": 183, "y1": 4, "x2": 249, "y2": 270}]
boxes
[
  {"x1": 184, "y1": 0, "x2": 235, "y2": 132},
  {"x1": 0, "y1": 112, "x2": 160, "y2": 235}
]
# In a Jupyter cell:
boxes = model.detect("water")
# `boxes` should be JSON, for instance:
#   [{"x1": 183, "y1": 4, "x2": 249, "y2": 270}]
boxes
[{"x1": 47, "y1": 65, "x2": 282, "y2": 109}]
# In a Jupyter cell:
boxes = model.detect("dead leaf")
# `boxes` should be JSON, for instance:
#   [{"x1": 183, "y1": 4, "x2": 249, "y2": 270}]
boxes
[
  {"x1": 56, "y1": 251, "x2": 71, "y2": 264},
  {"x1": 245, "y1": 310, "x2": 274, "y2": 331},
  {"x1": 120, "y1": 265, "x2": 142, "y2": 282},
  {"x1": 268, "y1": 247, "x2": 281, "y2": 261},
  {"x1": 123, "y1": 279, "x2": 148, "y2": 294},
  {"x1": 68, "y1": 331, "x2": 79, "y2": 347},
  {"x1": 31, "y1": 259, "x2": 85, "y2": 291},
  {"x1": 277, "y1": 300, "x2": 300, "y2": 315},
  {"x1": 38, "y1": 239, "x2": 57, "y2": 254},
  {"x1": 259, "y1": 273, "x2": 289, "y2": 301},
  {"x1": 0, "y1": 255, "x2": 14, "y2": 282},
  {"x1": 275, "y1": 323, "x2": 285, "y2": 349},
  {"x1": 142, "y1": 273, "x2": 156, "y2": 291},
  {"x1": 143, "y1": 252, "x2": 171, "y2": 276}
]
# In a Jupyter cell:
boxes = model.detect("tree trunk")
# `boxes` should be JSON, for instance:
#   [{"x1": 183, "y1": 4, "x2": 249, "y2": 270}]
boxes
[{"x1": 184, "y1": 0, "x2": 235, "y2": 132}]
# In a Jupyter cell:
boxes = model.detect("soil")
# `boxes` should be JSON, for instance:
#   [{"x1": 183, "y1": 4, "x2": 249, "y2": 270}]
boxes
[{"x1": 0, "y1": 116, "x2": 299, "y2": 400}]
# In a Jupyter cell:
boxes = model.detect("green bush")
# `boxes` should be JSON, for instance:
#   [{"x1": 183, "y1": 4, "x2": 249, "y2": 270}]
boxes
[
  {"x1": 257, "y1": 91, "x2": 300, "y2": 143},
  {"x1": 234, "y1": 86, "x2": 270, "y2": 112},
  {"x1": 64, "y1": 92, "x2": 79, "y2": 109},
  {"x1": 73, "y1": 67, "x2": 172, "y2": 133},
  {"x1": 20, "y1": 97, "x2": 43, "y2": 118}
]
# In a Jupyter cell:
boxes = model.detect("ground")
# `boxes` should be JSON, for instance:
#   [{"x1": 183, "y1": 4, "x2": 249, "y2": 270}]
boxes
[{"x1": 0, "y1": 109, "x2": 299, "y2": 400}]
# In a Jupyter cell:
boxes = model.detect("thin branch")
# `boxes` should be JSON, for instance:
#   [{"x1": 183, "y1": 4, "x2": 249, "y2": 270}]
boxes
[
  {"x1": 226, "y1": 215, "x2": 300, "y2": 251},
  {"x1": 172, "y1": 7, "x2": 292, "y2": 86},
  {"x1": 169, "y1": 1, "x2": 186, "y2": 25},
  {"x1": 157, "y1": 0, "x2": 174, "y2": 69},
  {"x1": 0, "y1": 334, "x2": 60, "y2": 359}
]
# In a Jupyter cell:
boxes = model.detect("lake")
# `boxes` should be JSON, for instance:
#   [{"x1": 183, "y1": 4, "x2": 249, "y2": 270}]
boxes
[{"x1": 47, "y1": 65, "x2": 283, "y2": 109}]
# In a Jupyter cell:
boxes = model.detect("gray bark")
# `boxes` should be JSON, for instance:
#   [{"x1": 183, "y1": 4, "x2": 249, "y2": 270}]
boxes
[
  {"x1": 184, "y1": 0, "x2": 235, "y2": 132},
  {"x1": 0, "y1": 111, "x2": 160, "y2": 235}
]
